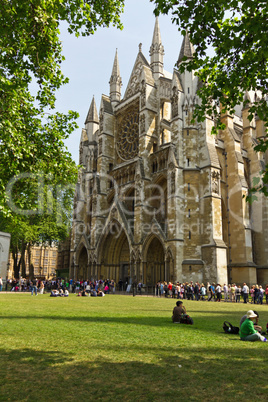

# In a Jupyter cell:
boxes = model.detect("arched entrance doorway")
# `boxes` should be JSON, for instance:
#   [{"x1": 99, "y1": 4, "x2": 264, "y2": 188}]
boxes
[
  {"x1": 143, "y1": 236, "x2": 165, "y2": 285},
  {"x1": 98, "y1": 221, "x2": 130, "y2": 285},
  {"x1": 77, "y1": 246, "x2": 88, "y2": 280}
]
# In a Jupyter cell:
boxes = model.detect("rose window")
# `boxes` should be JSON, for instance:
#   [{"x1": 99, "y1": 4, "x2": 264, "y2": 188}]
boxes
[{"x1": 117, "y1": 110, "x2": 139, "y2": 161}]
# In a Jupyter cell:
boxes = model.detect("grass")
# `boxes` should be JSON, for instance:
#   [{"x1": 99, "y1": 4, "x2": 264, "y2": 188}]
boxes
[{"x1": 0, "y1": 294, "x2": 268, "y2": 401}]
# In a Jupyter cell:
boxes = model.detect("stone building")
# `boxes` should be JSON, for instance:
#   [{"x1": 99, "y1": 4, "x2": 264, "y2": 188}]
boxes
[
  {"x1": 56, "y1": 236, "x2": 71, "y2": 279},
  {"x1": 70, "y1": 19, "x2": 268, "y2": 286},
  {"x1": 8, "y1": 245, "x2": 58, "y2": 280}
]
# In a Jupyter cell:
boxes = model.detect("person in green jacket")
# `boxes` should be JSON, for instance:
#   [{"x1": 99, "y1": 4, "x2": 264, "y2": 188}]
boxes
[{"x1": 239, "y1": 310, "x2": 267, "y2": 342}]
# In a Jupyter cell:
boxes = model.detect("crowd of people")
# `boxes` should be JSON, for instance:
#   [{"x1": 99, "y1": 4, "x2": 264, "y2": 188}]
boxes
[
  {"x1": 155, "y1": 281, "x2": 268, "y2": 304},
  {"x1": 1, "y1": 278, "x2": 117, "y2": 295},
  {"x1": 2, "y1": 274, "x2": 268, "y2": 344},
  {"x1": 2, "y1": 277, "x2": 268, "y2": 304}
]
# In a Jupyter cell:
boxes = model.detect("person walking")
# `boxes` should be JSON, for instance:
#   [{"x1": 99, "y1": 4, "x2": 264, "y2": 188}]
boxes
[
  {"x1": 0, "y1": 277, "x2": 3, "y2": 292},
  {"x1": 216, "y1": 284, "x2": 222, "y2": 302},
  {"x1": 207, "y1": 282, "x2": 211, "y2": 301},
  {"x1": 31, "y1": 278, "x2": 38, "y2": 296},
  {"x1": 39, "y1": 281, "x2": 44, "y2": 294},
  {"x1": 210, "y1": 283, "x2": 216, "y2": 301},
  {"x1": 258, "y1": 286, "x2": 264, "y2": 305},
  {"x1": 168, "y1": 282, "x2": 173, "y2": 298},
  {"x1": 111, "y1": 279, "x2": 116, "y2": 294},
  {"x1": 194, "y1": 282, "x2": 200, "y2": 301},
  {"x1": 254, "y1": 285, "x2": 260, "y2": 304},
  {"x1": 250, "y1": 285, "x2": 255, "y2": 304},
  {"x1": 176, "y1": 283, "x2": 181, "y2": 299},
  {"x1": 200, "y1": 284, "x2": 206, "y2": 301},
  {"x1": 223, "y1": 283, "x2": 228, "y2": 302},
  {"x1": 231, "y1": 284, "x2": 236, "y2": 302},
  {"x1": 227, "y1": 284, "x2": 232, "y2": 302},
  {"x1": 235, "y1": 286, "x2": 241, "y2": 302}
]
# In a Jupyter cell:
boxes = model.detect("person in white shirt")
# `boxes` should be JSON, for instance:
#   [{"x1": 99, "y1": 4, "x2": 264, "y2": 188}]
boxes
[
  {"x1": 223, "y1": 284, "x2": 228, "y2": 302},
  {"x1": 216, "y1": 284, "x2": 222, "y2": 302},
  {"x1": 231, "y1": 284, "x2": 236, "y2": 302},
  {"x1": 242, "y1": 283, "x2": 249, "y2": 304},
  {"x1": 50, "y1": 289, "x2": 59, "y2": 297},
  {"x1": 258, "y1": 286, "x2": 264, "y2": 304}
]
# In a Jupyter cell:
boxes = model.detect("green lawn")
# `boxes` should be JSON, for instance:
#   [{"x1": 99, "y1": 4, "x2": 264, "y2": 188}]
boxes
[{"x1": 0, "y1": 294, "x2": 267, "y2": 401}]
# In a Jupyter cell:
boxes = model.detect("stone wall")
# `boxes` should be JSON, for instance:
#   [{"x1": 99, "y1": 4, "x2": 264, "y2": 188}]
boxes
[{"x1": 0, "y1": 232, "x2": 11, "y2": 283}]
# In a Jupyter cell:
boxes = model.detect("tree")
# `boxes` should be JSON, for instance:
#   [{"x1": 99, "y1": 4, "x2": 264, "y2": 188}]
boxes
[
  {"x1": 0, "y1": 0, "x2": 125, "y2": 215},
  {"x1": 0, "y1": 1, "x2": 125, "y2": 277},
  {"x1": 0, "y1": 171, "x2": 75, "y2": 278},
  {"x1": 152, "y1": 0, "x2": 268, "y2": 197}
]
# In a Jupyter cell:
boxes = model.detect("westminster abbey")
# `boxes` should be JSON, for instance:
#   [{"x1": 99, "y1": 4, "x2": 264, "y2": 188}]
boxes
[{"x1": 69, "y1": 18, "x2": 268, "y2": 287}]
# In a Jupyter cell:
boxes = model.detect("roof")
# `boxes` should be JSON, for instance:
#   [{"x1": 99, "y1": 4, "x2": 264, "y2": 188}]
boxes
[
  {"x1": 85, "y1": 97, "x2": 99, "y2": 124},
  {"x1": 101, "y1": 95, "x2": 113, "y2": 115},
  {"x1": 177, "y1": 30, "x2": 195, "y2": 64}
]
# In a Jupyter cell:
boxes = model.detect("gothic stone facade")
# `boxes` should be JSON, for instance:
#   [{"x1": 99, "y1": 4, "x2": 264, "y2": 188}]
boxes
[{"x1": 70, "y1": 19, "x2": 268, "y2": 286}]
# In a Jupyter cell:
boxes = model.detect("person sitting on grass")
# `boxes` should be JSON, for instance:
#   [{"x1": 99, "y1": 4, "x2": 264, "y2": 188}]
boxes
[
  {"x1": 172, "y1": 301, "x2": 186, "y2": 323},
  {"x1": 240, "y1": 310, "x2": 262, "y2": 333},
  {"x1": 50, "y1": 289, "x2": 59, "y2": 297},
  {"x1": 97, "y1": 289, "x2": 105, "y2": 297},
  {"x1": 239, "y1": 310, "x2": 267, "y2": 342}
]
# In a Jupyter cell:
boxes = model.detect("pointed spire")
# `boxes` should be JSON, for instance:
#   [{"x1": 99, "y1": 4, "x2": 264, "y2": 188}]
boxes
[
  {"x1": 243, "y1": 90, "x2": 251, "y2": 110},
  {"x1": 152, "y1": 16, "x2": 162, "y2": 48},
  {"x1": 111, "y1": 49, "x2": 120, "y2": 79},
  {"x1": 109, "y1": 49, "x2": 122, "y2": 105},
  {"x1": 244, "y1": 90, "x2": 251, "y2": 103},
  {"x1": 85, "y1": 96, "x2": 99, "y2": 125},
  {"x1": 150, "y1": 17, "x2": 164, "y2": 79},
  {"x1": 177, "y1": 30, "x2": 195, "y2": 65}
]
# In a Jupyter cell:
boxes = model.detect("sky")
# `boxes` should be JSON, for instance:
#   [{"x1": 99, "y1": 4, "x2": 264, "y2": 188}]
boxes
[{"x1": 56, "y1": 0, "x2": 183, "y2": 164}]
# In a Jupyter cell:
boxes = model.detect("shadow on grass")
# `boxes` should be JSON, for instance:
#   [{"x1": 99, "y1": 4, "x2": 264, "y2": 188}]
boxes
[
  {"x1": 0, "y1": 345, "x2": 268, "y2": 401},
  {"x1": 0, "y1": 312, "x2": 263, "y2": 336},
  {"x1": 0, "y1": 312, "x2": 262, "y2": 340},
  {"x1": 0, "y1": 313, "x2": 212, "y2": 330}
]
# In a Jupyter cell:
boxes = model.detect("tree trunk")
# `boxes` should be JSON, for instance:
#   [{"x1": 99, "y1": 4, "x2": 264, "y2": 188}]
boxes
[
  {"x1": 27, "y1": 244, "x2": 34, "y2": 279},
  {"x1": 12, "y1": 245, "x2": 20, "y2": 279},
  {"x1": 20, "y1": 240, "x2": 27, "y2": 277}
]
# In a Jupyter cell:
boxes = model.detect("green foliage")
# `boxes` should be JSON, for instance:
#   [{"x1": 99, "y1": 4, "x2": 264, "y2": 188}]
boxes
[
  {"x1": 152, "y1": 0, "x2": 268, "y2": 194},
  {"x1": 0, "y1": 0, "x2": 124, "y2": 215},
  {"x1": 0, "y1": 0, "x2": 125, "y2": 274}
]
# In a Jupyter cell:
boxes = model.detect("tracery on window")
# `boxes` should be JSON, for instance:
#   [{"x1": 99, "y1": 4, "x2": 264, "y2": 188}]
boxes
[{"x1": 117, "y1": 108, "x2": 139, "y2": 161}]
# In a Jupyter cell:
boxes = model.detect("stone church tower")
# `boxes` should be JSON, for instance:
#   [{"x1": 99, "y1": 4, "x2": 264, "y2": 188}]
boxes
[{"x1": 70, "y1": 19, "x2": 268, "y2": 286}]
